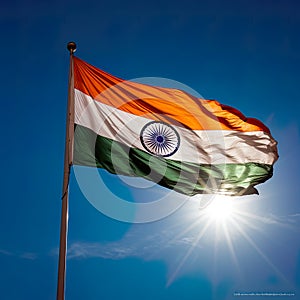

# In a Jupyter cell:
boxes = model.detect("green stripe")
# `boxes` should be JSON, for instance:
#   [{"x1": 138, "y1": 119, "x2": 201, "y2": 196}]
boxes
[{"x1": 73, "y1": 125, "x2": 273, "y2": 196}]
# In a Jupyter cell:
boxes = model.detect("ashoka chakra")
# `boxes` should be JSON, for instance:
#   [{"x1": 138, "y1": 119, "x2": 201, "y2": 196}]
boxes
[{"x1": 140, "y1": 121, "x2": 180, "y2": 157}]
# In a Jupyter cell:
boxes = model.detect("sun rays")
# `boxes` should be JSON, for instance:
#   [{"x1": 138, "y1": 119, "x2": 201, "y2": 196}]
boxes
[{"x1": 165, "y1": 195, "x2": 290, "y2": 287}]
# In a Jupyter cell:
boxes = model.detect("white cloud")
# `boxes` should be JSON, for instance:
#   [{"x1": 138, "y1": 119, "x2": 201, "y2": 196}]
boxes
[
  {"x1": 0, "y1": 249, "x2": 13, "y2": 256},
  {"x1": 67, "y1": 241, "x2": 135, "y2": 260},
  {"x1": 66, "y1": 223, "x2": 201, "y2": 261},
  {"x1": 0, "y1": 249, "x2": 38, "y2": 260},
  {"x1": 246, "y1": 212, "x2": 300, "y2": 228},
  {"x1": 19, "y1": 252, "x2": 38, "y2": 260}
]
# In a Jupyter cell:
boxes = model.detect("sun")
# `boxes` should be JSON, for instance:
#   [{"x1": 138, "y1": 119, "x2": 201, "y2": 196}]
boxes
[{"x1": 204, "y1": 196, "x2": 235, "y2": 223}]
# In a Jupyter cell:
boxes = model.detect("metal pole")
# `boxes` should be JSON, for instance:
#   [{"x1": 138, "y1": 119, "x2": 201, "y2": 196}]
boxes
[{"x1": 57, "y1": 41, "x2": 76, "y2": 300}]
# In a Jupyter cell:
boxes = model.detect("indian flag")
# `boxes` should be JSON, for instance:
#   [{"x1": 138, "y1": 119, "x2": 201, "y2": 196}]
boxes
[{"x1": 73, "y1": 57, "x2": 278, "y2": 196}]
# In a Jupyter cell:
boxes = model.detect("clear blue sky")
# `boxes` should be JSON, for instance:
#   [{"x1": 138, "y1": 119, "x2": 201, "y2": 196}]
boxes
[{"x1": 1, "y1": 0, "x2": 300, "y2": 299}]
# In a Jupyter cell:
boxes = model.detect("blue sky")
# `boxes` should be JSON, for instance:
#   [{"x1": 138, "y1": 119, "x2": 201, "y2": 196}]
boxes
[{"x1": 1, "y1": 0, "x2": 300, "y2": 299}]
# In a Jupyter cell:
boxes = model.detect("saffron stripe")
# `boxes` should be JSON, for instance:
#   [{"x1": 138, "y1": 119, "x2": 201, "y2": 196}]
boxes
[{"x1": 74, "y1": 57, "x2": 270, "y2": 133}]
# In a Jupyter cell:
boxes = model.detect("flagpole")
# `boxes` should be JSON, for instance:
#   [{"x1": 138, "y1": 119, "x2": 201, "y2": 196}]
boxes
[{"x1": 57, "y1": 41, "x2": 76, "y2": 300}]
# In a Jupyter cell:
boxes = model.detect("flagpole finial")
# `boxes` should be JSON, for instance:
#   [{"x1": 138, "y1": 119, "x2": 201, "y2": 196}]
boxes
[{"x1": 67, "y1": 42, "x2": 77, "y2": 54}]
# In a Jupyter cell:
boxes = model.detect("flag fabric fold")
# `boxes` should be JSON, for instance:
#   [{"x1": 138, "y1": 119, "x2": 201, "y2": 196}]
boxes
[{"x1": 73, "y1": 57, "x2": 278, "y2": 196}]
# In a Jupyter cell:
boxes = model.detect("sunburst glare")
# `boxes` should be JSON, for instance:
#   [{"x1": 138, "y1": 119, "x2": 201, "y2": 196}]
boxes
[
  {"x1": 203, "y1": 196, "x2": 235, "y2": 224},
  {"x1": 164, "y1": 194, "x2": 290, "y2": 287}
]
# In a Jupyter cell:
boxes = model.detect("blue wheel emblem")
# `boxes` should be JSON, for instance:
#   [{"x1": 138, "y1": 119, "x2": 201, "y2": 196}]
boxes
[{"x1": 140, "y1": 121, "x2": 180, "y2": 157}]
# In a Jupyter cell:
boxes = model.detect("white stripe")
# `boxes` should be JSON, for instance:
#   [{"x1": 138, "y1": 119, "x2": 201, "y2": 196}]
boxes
[{"x1": 74, "y1": 89, "x2": 277, "y2": 165}]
